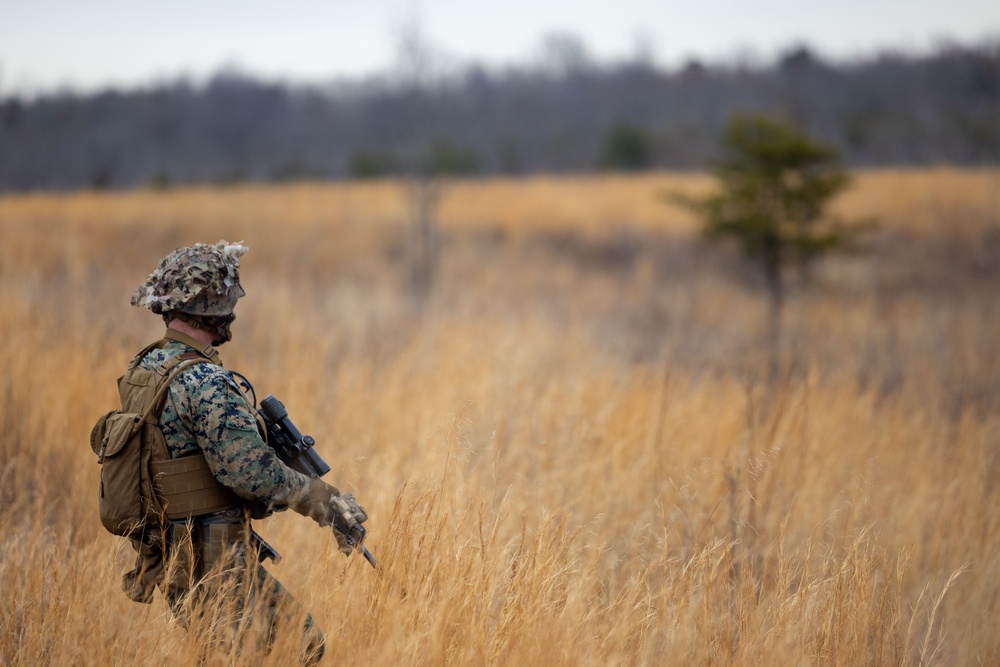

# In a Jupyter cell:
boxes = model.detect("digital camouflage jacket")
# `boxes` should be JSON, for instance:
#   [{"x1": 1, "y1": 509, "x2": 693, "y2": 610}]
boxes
[{"x1": 139, "y1": 329, "x2": 309, "y2": 509}]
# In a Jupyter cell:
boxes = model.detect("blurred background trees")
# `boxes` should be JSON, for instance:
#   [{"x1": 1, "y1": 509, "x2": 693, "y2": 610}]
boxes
[{"x1": 0, "y1": 39, "x2": 996, "y2": 192}]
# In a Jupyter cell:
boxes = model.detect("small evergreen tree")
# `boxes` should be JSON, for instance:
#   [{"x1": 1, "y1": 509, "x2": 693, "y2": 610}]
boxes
[
  {"x1": 677, "y1": 114, "x2": 869, "y2": 347},
  {"x1": 347, "y1": 149, "x2": 398, "y2": 179},
  {"x1": 600, "y1": 122, "x2": 652, "y2": 171}
]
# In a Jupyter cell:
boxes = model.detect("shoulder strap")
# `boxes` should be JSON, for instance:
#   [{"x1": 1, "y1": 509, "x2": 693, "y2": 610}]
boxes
[
  {"x1": 127, "y1": 339, "x2": 168, "y2": 371},
  {"x1": 139, "y1": 356, "x2": 213, "y2": 425}
]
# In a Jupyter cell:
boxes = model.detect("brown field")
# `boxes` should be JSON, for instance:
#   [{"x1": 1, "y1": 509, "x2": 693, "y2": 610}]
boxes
[{"x1": 1, "y1": 169, "x2": 999, "y2": 665}]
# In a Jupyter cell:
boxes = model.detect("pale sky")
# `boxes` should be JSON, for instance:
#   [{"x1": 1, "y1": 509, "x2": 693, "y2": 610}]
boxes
[{"x1": 1, "y1": 0, "x2": 997, "y2": 96}]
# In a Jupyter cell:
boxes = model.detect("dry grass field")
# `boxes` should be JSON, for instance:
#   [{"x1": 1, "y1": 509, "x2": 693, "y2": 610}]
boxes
[{"x1": 1, "y1": 169, "x2": 999, "y2": 665}]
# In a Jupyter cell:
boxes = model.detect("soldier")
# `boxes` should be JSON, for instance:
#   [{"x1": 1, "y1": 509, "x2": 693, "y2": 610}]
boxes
[{"x1": 114, "y1": 240, "x2": 359, "y2": 664}]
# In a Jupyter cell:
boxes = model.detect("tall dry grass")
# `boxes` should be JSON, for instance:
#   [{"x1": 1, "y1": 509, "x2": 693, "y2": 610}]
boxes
[{"x1": 1, "y1": 169, "x2": 999, "y2": 665}]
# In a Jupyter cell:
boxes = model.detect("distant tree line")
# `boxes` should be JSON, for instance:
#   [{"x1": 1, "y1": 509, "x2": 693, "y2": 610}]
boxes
[{"x1": 0, "y1": 40, "x2": 997, "y2": 192}]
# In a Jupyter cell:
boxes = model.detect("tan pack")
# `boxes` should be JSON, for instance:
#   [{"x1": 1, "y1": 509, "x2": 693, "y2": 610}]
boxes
[{"x1": 90, "y1": 341, "x2": 239, "y2": 537}]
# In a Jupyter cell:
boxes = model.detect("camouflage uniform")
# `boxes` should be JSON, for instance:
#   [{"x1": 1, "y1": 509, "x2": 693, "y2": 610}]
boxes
[
  {"x1": 124, "y1": 241, "x2": 338, "y2": 664},
  {"x1": 139, "y1": 338, "x2": 307, "y2": 504}
]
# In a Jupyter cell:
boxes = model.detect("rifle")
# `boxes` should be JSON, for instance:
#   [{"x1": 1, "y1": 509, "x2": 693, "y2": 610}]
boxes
[{"x1": 258, "y1": 394, "x2": 377, "y2": 568}]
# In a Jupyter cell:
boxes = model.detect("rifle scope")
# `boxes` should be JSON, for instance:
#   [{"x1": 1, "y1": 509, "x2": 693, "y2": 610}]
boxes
[{"x1": 259, "y1": 394, "x2": 331, "y2": 479}]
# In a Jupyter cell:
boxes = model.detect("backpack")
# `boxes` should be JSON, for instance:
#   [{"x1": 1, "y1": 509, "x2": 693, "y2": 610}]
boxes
[{"x1": 90, "y1": 341, "x2": 239, "y2": 537}]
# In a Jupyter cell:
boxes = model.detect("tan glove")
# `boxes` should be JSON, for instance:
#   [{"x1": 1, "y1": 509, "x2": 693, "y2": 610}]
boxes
[
  {"x1": 291, "y1": 477, "x2": 341, "y2": 527},
  {"x1": 290, "y1": 478, "x2": 357, "y2": 556}
]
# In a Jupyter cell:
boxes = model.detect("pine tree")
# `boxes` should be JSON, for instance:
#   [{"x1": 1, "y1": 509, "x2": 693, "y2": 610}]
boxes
[{"x1": 678, "y1": 114, "x2": 871, "y2": 349}]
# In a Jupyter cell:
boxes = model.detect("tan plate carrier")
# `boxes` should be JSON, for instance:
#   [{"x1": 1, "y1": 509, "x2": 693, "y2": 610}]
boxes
[{"x1": 92, "y1": 338, "x2": 240, "y2": 535}]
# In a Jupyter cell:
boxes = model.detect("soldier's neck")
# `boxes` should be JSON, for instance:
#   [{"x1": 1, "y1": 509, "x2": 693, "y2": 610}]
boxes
[{"x1": 167, "y1": 318, "x2": 215, "y2": 346}]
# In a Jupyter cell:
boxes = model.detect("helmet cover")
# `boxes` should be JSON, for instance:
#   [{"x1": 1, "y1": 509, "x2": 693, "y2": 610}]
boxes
[{"x1": 131, "y1": 240, "x2": 248, "y2": 316}]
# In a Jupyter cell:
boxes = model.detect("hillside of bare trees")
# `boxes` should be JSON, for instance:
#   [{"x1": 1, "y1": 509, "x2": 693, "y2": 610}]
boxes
[{"x1": 1, "y1": 40, "x2": 997, "y2": 192}]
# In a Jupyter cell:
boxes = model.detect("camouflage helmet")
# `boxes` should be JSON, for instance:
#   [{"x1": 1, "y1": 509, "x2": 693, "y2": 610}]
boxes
[{"x1": 131, "y1": 240, "x2": 248, "y2": 316}]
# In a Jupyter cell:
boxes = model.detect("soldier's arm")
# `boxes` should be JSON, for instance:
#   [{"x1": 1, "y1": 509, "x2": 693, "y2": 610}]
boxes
[{"x1": 185, "y1": 368, "x2": 312, "y2": 508}]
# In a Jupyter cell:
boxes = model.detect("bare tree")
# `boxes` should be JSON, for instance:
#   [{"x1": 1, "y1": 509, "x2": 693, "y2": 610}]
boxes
[{"x1": 392, "y1": 18, "x2": 447, "y2": 299}]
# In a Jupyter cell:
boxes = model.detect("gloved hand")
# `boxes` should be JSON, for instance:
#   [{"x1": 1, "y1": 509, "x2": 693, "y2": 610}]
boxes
[
  {"x1": 291, "y1": 478, "x2": 365, "y2": 556},
  {"x1": 331, "y1": 524, "x2": 353, "y2": 555},
  {"x1": 291, "y1": 477, "x2": 341, "y2": 527},
  {"x1": 328, "y1": 492, "x2": 369, "y2": 556}
]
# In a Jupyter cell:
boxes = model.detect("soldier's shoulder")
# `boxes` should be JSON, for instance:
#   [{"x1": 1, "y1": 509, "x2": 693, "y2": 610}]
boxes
[
  {"x1": 173, "y1": 358, "x2": 233, "y2": 391},
  {"x1": 138, "y1": 347, "x2": 227, "y2": 381},
  {"x1": 136, "y1": 346, "x2": 172, "y2": 371},
  {"x1": 168, "y1": 362, "x2": 239, "y2": 421}
]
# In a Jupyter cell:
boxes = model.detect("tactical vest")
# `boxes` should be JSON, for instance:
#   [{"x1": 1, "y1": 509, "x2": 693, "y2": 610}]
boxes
[{"x1": 90, "y1": 338, "x2": 240, "y2": 537}]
